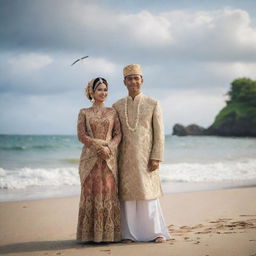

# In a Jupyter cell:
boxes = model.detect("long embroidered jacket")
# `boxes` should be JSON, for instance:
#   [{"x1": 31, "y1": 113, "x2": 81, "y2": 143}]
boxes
[{"x1": 113, "y1": 93, "x2": 164, "y2": 200}]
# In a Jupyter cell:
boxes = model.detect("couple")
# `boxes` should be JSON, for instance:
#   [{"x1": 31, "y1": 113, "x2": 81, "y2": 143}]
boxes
[{"x1": 76, "y1": 64, "x2": 170, "y2": 243}]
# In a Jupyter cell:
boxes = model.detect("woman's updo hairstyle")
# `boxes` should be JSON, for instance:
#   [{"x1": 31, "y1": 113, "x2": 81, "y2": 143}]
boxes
[{"x1": 85, "y1": 77, "x2": 108, "y2": 101}]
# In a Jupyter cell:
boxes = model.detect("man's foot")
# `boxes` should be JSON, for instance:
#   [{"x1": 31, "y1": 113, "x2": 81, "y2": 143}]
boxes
[
  {"x1": 154, "y1": 237, "x2": 166, "y2": 243},
  {"x1": 122, "y1": 239, "x2": 134, "y2": 243}
]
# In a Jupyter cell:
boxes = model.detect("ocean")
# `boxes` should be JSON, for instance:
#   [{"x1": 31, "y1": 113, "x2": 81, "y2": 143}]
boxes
[{"x1": 0, "y1": 135, "x2": 256, "y2": 202}]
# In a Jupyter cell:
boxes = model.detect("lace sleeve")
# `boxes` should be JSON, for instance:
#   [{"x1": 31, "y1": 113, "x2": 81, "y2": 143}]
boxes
[{"x1": 77, "y1": 109, "x2": 94, "y2": 147}]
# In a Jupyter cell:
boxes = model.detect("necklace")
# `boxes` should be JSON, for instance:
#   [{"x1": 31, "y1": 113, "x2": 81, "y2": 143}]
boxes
[
  {"x1": 92, "y1": 102, "x2": 104, "y2": 108},
  {"x1": 92, "y1": 103, "x2": 106, "y2": 116},
  {"x1": 124, "y1": 96, "x2": 142, "y2": 132}
]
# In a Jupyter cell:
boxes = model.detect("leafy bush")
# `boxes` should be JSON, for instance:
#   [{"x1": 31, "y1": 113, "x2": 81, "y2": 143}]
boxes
[{"x1": 228, "y1": 78, "x2": 256, "y2": 106}]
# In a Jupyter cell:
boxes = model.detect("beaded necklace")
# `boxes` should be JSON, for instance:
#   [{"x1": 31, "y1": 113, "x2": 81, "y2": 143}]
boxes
[{"x1": 124, "y1": 95, "x2": 142, "y2": 132}]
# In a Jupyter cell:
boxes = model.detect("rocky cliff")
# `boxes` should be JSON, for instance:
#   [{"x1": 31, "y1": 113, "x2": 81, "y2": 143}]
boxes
[{"x1": 172, "y1": 78, "x2": 256, "y2": 137}]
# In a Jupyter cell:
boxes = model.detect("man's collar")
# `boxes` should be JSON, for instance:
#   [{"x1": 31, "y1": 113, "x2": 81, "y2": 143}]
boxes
[{"x1": 127, "y1": 92, "x2": 143, "y2": 101}]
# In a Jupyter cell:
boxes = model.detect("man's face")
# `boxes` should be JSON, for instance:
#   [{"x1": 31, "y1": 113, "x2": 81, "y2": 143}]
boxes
[{"x1": 124, "y1": 74, "x2": 143, "y2": 95}]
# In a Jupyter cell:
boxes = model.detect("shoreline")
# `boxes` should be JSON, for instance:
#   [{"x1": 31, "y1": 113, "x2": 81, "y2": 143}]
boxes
[
  {"x1": 1, "y1": 179, "x2": 256, "y2": 203},
  {"x1": 0, "y1": 186, "x2": 255, "y2": 255}
]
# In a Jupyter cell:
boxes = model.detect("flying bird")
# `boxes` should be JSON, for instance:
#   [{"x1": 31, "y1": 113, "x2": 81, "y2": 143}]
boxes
[{"x1": 71, "y1": 56, "x2": 89, "y2": 66}]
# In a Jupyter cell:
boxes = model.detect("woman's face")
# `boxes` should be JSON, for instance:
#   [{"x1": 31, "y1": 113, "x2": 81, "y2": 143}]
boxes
[{"x1": 92, "y1": 83, "x2": 108, "y2": 102}]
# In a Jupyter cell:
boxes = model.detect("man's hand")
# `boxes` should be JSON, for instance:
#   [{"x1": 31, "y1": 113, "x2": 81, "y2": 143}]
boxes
[
  {"x1": 97, "y1": 146, "x2": 111, "y2": 160},
  {"x1": 148, "y1": 159, "x2": 160, "y2": 172}
]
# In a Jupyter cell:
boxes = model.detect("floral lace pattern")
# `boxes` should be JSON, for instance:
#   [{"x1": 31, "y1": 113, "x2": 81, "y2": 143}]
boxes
[{"x1": 76, "y1": 106, "x2": 121, "y2": 242}]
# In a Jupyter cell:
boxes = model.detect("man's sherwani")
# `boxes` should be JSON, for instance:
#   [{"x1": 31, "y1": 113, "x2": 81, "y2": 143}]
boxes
[{"x1": 113, "y1": 93, "x2": 164, "y2": 201}]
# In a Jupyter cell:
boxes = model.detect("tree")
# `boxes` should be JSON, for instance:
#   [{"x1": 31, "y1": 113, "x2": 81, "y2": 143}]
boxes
[{"x1": 228, "y1": 78, "x2": 256, "y2": 106}]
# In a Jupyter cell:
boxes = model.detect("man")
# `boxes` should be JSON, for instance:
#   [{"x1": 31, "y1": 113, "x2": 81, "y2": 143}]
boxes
[{"x1": 113, "y1": 64, "x2": 170, "y2": 243}]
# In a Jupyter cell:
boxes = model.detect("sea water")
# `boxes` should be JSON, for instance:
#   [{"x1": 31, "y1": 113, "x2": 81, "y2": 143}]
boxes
[{"x1": 0, "y1": 134, "x2": 256, "y2": 202}]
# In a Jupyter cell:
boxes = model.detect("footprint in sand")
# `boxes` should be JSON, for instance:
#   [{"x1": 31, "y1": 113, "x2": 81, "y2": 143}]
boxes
[
  {"x1": 195, "y1": 231, "x2": 211, "y2": 234},
  {"x1": 168, "y1": 217, "x2": 256, "y2": 240},
  {"x1": 192, "y1": 224, "x2": 204, "y2": 229},
  {"x1": 180, "y1": 226, "x2": 191, "y2": 229},
  {"x1": 184, "y1": 237, "x2": 193, "y2": 242}
]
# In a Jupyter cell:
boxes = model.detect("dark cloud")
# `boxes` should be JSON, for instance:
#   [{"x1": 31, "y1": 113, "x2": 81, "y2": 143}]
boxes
[{"x1": 1, "y1": 0, "x2": 256, "y2": 64}]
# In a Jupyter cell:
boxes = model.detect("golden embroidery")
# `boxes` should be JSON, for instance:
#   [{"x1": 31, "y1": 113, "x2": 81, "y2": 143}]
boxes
[
  {"x1": 76, "y1": 106, "x2": 121, "y2": 242},
  {"x1": 113, "y1": 95, "x2": 164, "y2": 201}
]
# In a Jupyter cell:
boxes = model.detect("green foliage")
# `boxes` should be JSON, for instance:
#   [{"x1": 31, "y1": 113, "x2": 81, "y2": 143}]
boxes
[
  {"x1": 210, "y1": 78, "x2": 256, "y2": 135},
  {"x1": 228, "y1": 78, "x2": 256, "y2": 106},
  {"x1": 214, "y1": 102, "x2": 256, "y2": 128}
]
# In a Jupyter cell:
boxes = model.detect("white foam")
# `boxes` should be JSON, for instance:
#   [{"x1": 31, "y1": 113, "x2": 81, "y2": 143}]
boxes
[
  {"x1": 0, "y1": 167, "x2": 79, "y2": 189},
  {"x1": 0, "y1": 158, "x2": 256, "y2": 190},
  {"x1": 160, "y1": 159, "x2": 256, "y2": 183}
]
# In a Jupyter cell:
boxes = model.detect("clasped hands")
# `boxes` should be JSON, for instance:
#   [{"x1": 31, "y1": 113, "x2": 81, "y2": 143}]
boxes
[{"x1": 97, "y1": 145, "x2": 111, "y2": 160}]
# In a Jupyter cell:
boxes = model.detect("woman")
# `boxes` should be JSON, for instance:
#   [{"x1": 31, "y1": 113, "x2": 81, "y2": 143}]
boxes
[{"x1": 76, "y1": 77, "x2": 121, "y2": 243}]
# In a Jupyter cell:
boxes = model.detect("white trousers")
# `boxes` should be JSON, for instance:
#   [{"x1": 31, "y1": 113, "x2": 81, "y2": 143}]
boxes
[{"x1": 121, "y1": 199, "x2": 171, "y2": 241}]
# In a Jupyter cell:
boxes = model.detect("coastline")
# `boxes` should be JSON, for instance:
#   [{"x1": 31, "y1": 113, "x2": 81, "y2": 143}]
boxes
[
  {"x1": 1, "y1": 178, "x2": 256, "y2": 203},
  {"x1": 0, "y1": 186, "x2": 256, "y2": 256}
]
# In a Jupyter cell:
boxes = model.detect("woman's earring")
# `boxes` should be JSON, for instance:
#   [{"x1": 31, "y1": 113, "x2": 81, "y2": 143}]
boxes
[{"x1": 91, "y1": 98, "x2": 95, "y2": 103}]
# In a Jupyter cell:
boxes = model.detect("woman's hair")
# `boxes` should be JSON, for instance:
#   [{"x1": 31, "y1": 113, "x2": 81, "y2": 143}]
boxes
[{"x1": 85, "y1": 77, "x2": 108, "y2": 101}]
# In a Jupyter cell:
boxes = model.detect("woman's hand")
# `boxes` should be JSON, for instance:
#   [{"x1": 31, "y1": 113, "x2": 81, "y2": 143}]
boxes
[{"x1": 97, "y1": 146, "x2": 111, "y2": 160}]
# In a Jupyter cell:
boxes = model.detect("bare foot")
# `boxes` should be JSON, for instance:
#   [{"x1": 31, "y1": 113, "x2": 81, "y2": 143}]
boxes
[{"x1": 154, "y1": 237, "x2": 166, "y2": 243}]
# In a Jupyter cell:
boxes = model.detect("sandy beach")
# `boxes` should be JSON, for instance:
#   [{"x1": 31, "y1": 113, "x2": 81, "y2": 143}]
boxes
[{"x1": 0, "y1": 187, "x2": 256, "y2": 256}]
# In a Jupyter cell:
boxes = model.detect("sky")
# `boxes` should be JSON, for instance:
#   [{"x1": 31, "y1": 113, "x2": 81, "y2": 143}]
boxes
[{"x1": 0, "y1": 0, "x2": 256, "y2": 135}]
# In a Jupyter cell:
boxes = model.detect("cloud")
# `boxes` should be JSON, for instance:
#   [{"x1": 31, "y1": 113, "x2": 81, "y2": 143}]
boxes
[
  {"x1": 0, "y1": 52, "x2": 118, "y2": 95},
  {"x1": 162, "y1": 8, "x2": 256, "y2": 61},
  {"x1": 208, "y1": 62, "x2": 256, "y2": 81},
  {"x1": 160, "y1": 88, "x2": 227, "y2": 133},
  {"x1": 8, "y1": 53, "x2": 53, "y2": 71},
  {"x1": 0, "y1": 91, "x2": 81, "y2": 134},
  {"x1": 77, "y1": 57, "x2": 118, "y2": 75},
  {"x1": 1, "y1": 1, "x2": 256, "y2": 134},
  {"x1": 1, "y1": 2, "x2": 256, "y2": 62},
  {"x1": 119, "y1": 10, "x2": 173, "y2": 47}
]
